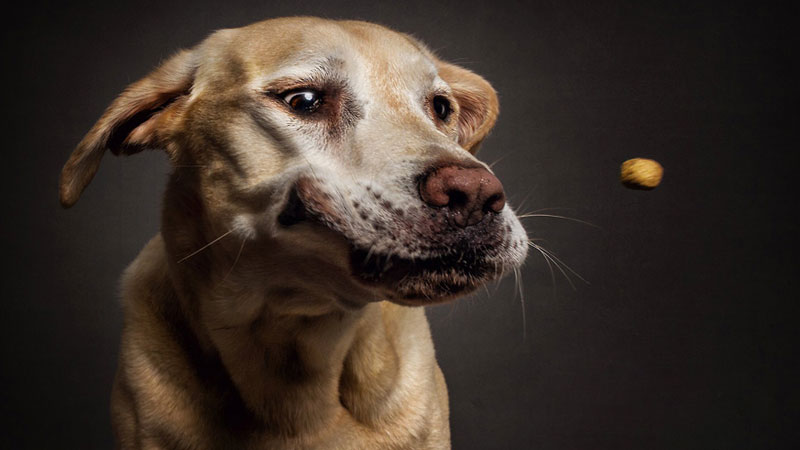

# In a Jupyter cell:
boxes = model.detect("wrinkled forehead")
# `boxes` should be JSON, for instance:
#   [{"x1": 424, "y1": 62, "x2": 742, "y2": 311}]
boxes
[{"x1": 198, "y1": 18, "x2": 440, "y2": 91}]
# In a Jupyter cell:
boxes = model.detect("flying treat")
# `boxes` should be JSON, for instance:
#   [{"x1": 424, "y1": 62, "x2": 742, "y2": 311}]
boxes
[{"x1": 620, "y1": 158, "x2": 663, "y2": 190}]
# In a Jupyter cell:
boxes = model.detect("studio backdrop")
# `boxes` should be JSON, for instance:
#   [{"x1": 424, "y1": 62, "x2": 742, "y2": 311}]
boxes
[{"x1": 1, "y1": 1, "x2": 796, "y2": 448}]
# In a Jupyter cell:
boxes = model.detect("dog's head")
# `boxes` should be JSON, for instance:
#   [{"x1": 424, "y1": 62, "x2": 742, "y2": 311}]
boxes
[{"x1": 61, "y1": 17, "x2": 527, "y2": 307}]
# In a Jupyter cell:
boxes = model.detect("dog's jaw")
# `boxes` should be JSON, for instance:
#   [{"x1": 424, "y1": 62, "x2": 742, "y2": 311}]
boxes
[{"x1": 350, "y1": 209, "x2": 529, "y2": 305}]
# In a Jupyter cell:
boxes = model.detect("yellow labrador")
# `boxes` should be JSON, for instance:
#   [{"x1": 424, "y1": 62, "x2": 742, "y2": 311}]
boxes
[{"x1": 60, "y1": 17, "x2": 527, "y2": 449}]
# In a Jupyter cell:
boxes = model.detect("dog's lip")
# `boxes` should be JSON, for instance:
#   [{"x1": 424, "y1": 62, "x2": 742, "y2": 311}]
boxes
[
  {"x1": 278, "y1": 177, "x2": 346, "y2": 230},
  {"x1": 277, "y1": 185, "x2": 308, "y2": 226},
  {"x1": 348, "y1": 245, "x2": 496, "y2": 302},
  {"x1": 385, "y1": 287, "x2": 478, "y2": 306}
]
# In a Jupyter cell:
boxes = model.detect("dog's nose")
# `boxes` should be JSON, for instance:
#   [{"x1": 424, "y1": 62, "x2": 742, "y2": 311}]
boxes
[{"x1": 419, "y1": 164, "x2": 506, "y2": 227}]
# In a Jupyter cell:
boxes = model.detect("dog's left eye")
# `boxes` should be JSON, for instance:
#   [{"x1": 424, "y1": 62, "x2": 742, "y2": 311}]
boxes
[{"x1": 283, "y1": 90, "x2": 323, "y2": 114}]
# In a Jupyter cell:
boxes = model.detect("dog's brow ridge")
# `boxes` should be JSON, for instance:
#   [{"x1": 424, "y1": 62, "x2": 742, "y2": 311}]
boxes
[{"x1": 260, "y1": 56, "x2": 347, "y2": 88}]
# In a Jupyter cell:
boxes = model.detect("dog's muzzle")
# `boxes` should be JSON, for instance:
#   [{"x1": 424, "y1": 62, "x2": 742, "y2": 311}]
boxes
[{"x1": 277, "y1": 165, "x2": 517, "y2": 303}]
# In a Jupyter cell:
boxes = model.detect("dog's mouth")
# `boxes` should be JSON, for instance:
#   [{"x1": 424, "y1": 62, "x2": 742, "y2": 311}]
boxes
[
  {"x1": 349, "y1": 245, "x2": 502, "y2": 304},
  {"x1": 277, "y1": 177, "x2": 521, "y2": 304}
]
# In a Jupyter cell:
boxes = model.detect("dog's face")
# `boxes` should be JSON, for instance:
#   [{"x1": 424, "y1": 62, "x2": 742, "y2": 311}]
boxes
[{"x1": 61, "y1": 18, "x2": 527, "y2": 307}]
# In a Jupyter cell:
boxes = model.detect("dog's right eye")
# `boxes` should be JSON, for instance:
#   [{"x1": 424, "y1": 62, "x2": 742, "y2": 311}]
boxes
[
  {"x1": 432, "y1": 95, "x2": 452, "y2": 121},
  {"x1": 282, "y1": 90, "x2": 323, "y2": 114}
]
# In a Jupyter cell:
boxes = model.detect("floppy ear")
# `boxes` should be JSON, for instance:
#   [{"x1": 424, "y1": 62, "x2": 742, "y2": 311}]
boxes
[
  {"x1": 59, "y1": 50, "x2": 196, "y2": 208},
  {"x1": 436, "y1": 61, "x2": 500, "y2": 153}
]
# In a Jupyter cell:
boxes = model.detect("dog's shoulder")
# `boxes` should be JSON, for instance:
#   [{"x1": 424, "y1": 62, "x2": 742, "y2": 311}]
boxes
[{"x1": 120, "y1": 234, "x2": 172, "y2": 312}]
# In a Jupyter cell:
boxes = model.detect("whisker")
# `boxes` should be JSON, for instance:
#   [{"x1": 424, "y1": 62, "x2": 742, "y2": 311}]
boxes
[
  {"x1": 513, "y1": 266, "x2": 527, "y2": 341},
  {"x1": 517, "y1": 213, "x2": 600, "y2": 228},
  {"x1": 177, "y1": 229, "x2": 234, "y2": 264},
  {"x1": 544, "y1": 251, "x2": 574, "y2": 290},
  {"x1": 221, "y1": 237, "x2": 247, "y2": 282},
  {"x1": 488, "y1": 153, "x2": 509, "y2": 169},
  {"x1": 531, "y1": 242, "x2": 577, "y2": 291},
  {"x1": 381, "y1": 248, "x2": 395, "y2": 273},
  {"x1": 525, "y1": 206, "x2": 577, "y2": 214},
  {"x1": 439, "y1": 297, "x2": 459, "y2": 325},
  {"x1": 529, "y1": 242, "x2": 558, "y2": 299},
  {"x1": 300, "y1": 155, "x2": 321, "y2": 181},
  {"x1": 513, "y1": 191, "x2": 535, "y2": 214},
  {"x1": 493, "y1": 263, "x2": 505, "y2": 295},
  {"x1": 364, "y1": 245, "x2": 376, "y2": 264},
  {"x1": 535, "y1": 244, "x2": 589, "y2": 285},
  {"x1": 528, "y1": 241, "x2": 589, "y2": 291},
  {"x1": 211, "y1": 326, "x2": 235, "y2": 331}
]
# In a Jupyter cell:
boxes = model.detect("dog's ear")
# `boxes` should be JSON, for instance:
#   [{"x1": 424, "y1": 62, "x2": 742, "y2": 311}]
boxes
[
  {"x1": 436, "y1": 61, "x2": 500, "y2": 153},
  {"x1": 59, "y1": 50, "x2": 196, "y2": 208}
]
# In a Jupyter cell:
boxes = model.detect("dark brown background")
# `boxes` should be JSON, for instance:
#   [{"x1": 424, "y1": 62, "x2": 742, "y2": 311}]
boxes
[{"x1": 2, "y1": 0, "x2": 797, "y2": 448}]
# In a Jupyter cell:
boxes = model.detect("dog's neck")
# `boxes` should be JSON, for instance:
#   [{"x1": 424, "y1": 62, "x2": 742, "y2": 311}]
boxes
[
  {"x1": 196, "y1": 291, "x2": 393, "y2": 435},
  {"x1": 169, "y1": 260, "x2": 430, "y2": 438},
  {"x1": 160, "y1": 196, "x2": 433, "y2": 438}
]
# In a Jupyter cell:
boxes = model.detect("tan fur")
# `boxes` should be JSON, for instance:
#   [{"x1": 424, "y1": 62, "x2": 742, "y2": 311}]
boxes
[{"x1": 61, "y1": 17, "x2": 526, "y2": 449}]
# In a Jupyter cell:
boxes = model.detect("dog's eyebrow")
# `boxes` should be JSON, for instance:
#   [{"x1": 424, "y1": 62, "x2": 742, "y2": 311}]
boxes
[{"x1": 258, "y1": 57, "x2": 346, "y2": 91}]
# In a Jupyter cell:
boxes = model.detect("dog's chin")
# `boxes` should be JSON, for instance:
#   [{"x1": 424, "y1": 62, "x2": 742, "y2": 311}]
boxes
[{"x1": 348, "y1": 247, "x2": 496, "y2": 306}]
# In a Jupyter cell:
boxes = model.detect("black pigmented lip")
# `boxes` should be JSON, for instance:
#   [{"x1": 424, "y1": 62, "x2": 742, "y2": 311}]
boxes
[
  {"x1": 277, "y1": 187, "x2": 307, "y2": 227},
  {"x1": 349, "y1": 246, "x2": 493, "y2": 288}
]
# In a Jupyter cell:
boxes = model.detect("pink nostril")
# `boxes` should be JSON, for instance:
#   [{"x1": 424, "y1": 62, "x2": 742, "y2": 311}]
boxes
[{"x1": 420, "y1": 164, "x2": 506, "y2": 227}]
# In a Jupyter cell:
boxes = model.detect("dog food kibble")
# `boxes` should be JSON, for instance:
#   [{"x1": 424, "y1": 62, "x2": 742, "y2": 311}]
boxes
[{"x1": 620, "y1": 158, "x2": 663, "y2": 190}]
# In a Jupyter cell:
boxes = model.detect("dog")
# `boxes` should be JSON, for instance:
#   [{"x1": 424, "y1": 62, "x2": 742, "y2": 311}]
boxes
[{"x1": 60, "y1": 17, "x2": 528, "y2": 449}]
